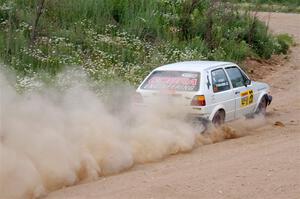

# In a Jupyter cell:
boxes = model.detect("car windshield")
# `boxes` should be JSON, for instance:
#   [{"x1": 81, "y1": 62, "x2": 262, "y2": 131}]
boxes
[{"x1": 141, "y1": 70, "x2": 200, "y2": 91}]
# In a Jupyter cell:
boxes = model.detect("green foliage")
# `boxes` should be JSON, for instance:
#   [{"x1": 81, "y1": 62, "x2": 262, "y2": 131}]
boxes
[
  {"x1": 246, "y1": 18, "x2": 276, "y2": 59},
  {"x1": 275, "y1": 34, "x2": 294, "y2": 54},
  {"x1": 0, "y1": 0, "x2": 293, "y2": 89}
]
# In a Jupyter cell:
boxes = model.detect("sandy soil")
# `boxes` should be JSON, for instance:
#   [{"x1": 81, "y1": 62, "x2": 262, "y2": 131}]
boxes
[{"x1": 46, "y1": 12, "x2": 300, "y2": 199}]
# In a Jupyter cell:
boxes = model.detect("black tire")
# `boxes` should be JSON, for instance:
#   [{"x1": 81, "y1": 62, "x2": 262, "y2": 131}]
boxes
[
  {"x1": 257, "y1": 96, "x2": 267, "y2": 115},
  {"x1": 212, "y1": 110, "x2": 225, "y2": 127}
]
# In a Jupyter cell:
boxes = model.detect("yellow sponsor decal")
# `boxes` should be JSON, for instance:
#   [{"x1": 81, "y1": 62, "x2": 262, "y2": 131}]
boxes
[{"x1": 240, "y1": 89, "x2": 254, "y2": 107}]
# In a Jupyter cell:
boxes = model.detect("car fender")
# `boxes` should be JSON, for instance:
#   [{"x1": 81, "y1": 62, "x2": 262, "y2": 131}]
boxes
[{"x1": 209, "y1": 104, "x2": 226, "y2": 121}]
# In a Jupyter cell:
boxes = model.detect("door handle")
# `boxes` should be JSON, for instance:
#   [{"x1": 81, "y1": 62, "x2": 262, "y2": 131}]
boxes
[{"x1": 235, "y1": 91, "x2": 240, "y2": 94}]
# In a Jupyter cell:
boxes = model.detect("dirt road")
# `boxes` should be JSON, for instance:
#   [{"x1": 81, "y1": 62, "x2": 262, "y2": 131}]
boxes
[{"x1": 46, "y1": 12, "x2": 300, "y2": 199}]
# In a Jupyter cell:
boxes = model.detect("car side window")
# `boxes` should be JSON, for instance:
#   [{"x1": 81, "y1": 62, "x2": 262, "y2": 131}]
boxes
[
  {"x1": 225, "y1": 67, "x2": 247, "y2": 88},
  {"x1": 240, "y1": 68, "x2": 251, "y2": 83},
  {"x1": 211, "y1": 68, "x2": 231, "y2": 93}
]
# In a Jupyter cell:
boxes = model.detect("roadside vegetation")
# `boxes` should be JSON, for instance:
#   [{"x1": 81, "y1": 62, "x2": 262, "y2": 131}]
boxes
[{"x1": 0, "y1": 0, "x2": 294, "y2": 90}]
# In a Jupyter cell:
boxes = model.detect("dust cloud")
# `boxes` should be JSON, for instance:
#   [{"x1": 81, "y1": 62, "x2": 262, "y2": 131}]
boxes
[{"x1": 0, "y1": 67, "x2": 265, "y2": 199}]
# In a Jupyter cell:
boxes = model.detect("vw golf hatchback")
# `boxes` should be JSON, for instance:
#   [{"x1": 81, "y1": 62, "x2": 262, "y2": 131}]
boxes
[{"x1": 136, "y1": 61, "x2": 272, "y2": 125}]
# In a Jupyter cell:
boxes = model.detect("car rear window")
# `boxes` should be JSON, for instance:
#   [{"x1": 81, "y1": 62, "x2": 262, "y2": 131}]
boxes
[{"x1": 141, "y1": 70, "x2": 200, "y2": 91}]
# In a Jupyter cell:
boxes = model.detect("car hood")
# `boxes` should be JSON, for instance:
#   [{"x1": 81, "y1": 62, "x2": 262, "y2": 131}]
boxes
[{"x1": 251, "y1": 81, "x2": 270, "y2": 92}]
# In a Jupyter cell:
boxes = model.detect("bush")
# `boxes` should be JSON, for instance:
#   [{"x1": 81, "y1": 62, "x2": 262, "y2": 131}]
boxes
[
  {"x1": 275, "y1": 34, "x2": 294, "y2": 54},
  {"x1": 0, "y1": 0, "x2": 294, "y2": 89}
]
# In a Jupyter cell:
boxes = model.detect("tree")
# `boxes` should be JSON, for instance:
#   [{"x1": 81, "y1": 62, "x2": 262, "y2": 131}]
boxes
[
  {"x1": 30, "y1": 0, "x2": 46, "y2": 45},
  {"x1": 205, "y1": 0, "x2": 220, "y2": 50}
]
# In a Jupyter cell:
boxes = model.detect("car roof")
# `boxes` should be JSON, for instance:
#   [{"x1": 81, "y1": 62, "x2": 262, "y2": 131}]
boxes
[{"x1": 154, "y1": 61, "x2": 235, "y2": 72}]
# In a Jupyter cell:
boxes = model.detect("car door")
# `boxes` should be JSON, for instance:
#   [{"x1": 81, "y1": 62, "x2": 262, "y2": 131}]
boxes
[
  {"x1": 210, "y1": 68, "x2": 235, "y2": 121},
  {"x1": 225, "y1": 66, "x2": 254, "y2": 118}
]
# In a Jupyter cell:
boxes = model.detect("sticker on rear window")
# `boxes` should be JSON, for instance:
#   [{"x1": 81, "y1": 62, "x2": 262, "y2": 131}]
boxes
[
  {"x1": 141, "y1": 71, "x2": 200, "y2": 92},
  {"x1": 181, "y1": 73, "x2": 198, "y2": 78}
]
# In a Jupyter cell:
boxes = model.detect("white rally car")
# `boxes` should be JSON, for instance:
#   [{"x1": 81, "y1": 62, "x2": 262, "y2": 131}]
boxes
[{"x1": 136, "y1": 61, "x2": 272, "y2": 125}]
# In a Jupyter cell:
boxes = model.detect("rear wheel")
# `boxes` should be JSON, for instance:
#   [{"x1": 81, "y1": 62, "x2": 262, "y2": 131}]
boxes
[{"x1": 212, "y1": 110, "x2": 225, "y2": 127}]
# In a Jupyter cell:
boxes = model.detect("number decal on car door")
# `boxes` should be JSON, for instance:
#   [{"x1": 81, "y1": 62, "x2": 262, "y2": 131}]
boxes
[{"x1": 240, "y1": 90, "x2": 254, "y2": 107}]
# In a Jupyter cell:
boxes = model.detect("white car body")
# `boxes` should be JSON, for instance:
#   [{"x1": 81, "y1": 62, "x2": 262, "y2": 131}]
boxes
[{"x1": 136, "y1": 61, "x2": 272, "y2": 123}]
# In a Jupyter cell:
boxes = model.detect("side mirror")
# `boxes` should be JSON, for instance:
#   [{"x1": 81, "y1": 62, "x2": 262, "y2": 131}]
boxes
[{"x1": 244, "y1": 79, "x2": 251, "y2": 87}]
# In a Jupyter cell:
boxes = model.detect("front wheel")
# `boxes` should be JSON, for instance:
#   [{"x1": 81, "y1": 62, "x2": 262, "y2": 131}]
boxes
[
  {"x1": 212, "y1": 110, "x2": 225, "y2": 127},
  {"x1": 257, "y1": 97, "x2": 267, "y2": 115}
]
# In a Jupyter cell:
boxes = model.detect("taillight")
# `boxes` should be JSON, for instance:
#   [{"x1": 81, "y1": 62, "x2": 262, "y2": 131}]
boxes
[
  {"x1": 133, "y1": 92, "x2": 143, "y2": 103},
  {"x1": 191, "y1": 95, "x2": 206, "y2": 106}
]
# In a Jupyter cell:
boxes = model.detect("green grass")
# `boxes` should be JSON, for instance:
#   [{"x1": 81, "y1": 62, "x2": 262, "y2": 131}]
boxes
[
  {"x1": 275, "y1": 33, "x2": 295, "y2": 54},
  {"x1": 0, "y1": 0, "x2": 294, "y2": 89}
]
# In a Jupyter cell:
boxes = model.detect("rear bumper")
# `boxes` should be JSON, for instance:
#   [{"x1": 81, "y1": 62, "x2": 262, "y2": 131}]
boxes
[
  {"x1": 186, "y1": 114, "x2": 210, "y2": 123},
  {"x1": 134, "y1": 103, "x2": 210, "y2": 120},
  {"x1": 186, "y1": 112, "x2": 210, "y2": 120}
]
